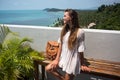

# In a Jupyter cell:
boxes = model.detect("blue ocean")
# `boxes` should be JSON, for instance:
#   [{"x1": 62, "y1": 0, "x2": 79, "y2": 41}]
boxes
[{"x1": 0, "y1": 10, "x2": 63, "y2": 26}]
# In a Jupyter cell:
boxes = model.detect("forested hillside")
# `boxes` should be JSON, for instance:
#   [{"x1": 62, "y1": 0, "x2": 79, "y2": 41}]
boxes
[
  {"x1": 78, "y1": 3, "x2": 120, "y2": 30},
  {"x1": 94, "y1": 3, "x2": 120, "y2": 30},
  {"x1": 51, "y1": 3, "x2": 120, "y2": 30}
]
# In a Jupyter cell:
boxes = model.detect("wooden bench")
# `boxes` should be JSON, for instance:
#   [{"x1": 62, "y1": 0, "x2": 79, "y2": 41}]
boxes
[{"x1": 33, "y1": 58, "x2": 120, "y2": 80}]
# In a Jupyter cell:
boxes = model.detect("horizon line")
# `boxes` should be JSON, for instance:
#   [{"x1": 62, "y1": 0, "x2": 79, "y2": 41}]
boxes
[{"x1": 0, "y1": 8, "x2": 97, "y2": 11}]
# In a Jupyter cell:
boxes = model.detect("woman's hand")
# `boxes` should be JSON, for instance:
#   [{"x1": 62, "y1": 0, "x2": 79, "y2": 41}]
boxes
[
  {"x1": 50, "y1": 59, "x2": 59, "y2": 71},
  {"x1": 81, "y1": 65, "x2": 91, "y2": 72}
]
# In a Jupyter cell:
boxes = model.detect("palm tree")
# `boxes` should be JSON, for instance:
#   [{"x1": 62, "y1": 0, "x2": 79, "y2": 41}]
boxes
[{"x1": 0, "y1": 25, "x2": 44, "y2": 80}]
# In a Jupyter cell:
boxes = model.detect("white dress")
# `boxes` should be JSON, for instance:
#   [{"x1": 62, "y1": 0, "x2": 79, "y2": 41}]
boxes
[{"x1": 58, "y1": 29, "x2": 85, "y2": 75}]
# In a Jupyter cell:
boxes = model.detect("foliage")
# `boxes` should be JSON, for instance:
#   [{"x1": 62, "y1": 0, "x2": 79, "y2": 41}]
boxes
[
  {"x1": 94, "y1": 3, "x2": 120, "y2": 30},
  {"x1": 51, "y1": 3, "x2": 120, "y2": 30},
  {"x1": 77, "y1": 10, "x2": 97, "y2": 28},
  {"x1": 49, "y1": 18, "x2": 63, "y2": 27},
  {"x1": 0, "y1": 25, "x2": 45, "y2": 80},
  {"x1": 0, "y1": 25, "x2": 11, "y2": 44},
  {"x1": 78, "y1": 3, "x2": 120, "y2": 30}
]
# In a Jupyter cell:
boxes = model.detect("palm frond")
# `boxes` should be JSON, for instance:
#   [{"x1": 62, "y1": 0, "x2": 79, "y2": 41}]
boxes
[{"x1": 0, "y1": 25, "x2": 11, "y2": 44}]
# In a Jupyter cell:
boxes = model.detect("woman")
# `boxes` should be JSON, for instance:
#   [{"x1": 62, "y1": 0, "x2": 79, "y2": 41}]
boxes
[{"x1": 46, "y1": 9, "x2": 90, "y2": 80}]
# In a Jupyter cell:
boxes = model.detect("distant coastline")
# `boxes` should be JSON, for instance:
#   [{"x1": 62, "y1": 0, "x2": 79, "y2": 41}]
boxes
[
  {"x1": 43, "y1": 8, "x2": 97, "y2": 12},
  {"x1": 43, "y1": 8, "x2": 64, "y2": 12}
]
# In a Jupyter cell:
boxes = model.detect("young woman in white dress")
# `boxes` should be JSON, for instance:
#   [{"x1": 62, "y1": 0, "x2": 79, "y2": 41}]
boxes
[{"x1": 45, "y1": 9, "x2": 91, "y2": 80}]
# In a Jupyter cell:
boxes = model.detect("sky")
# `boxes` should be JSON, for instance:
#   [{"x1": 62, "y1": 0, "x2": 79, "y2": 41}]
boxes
[{"x1": 0, "y1": 0, "x2": 120, "y2": 10}]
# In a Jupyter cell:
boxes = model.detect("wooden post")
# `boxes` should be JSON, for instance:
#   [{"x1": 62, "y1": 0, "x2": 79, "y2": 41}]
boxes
[
  {"x1": 33, "y1": 60, "x2": 39, "y2": 80},
  {"x1": 42, "y1": 65, "x2": 45, "y2": 80}
]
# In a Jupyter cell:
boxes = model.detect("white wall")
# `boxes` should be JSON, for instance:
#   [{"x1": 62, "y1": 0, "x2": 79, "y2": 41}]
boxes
[{"x1": 7, "y1": 24, "x2": 120, "y2": 62}]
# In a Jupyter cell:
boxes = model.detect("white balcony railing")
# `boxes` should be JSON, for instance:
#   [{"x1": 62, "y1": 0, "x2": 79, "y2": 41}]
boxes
[{"x1": 6, "y1": 24, "x2": 120, "y2": 62}]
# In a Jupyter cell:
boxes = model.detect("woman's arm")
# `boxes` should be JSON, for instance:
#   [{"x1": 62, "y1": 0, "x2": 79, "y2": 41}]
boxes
[
  {"x1": 51, "y1": 43, "x2": 62, "y2": 69},
  {"x1": 79, "y1": 52, "x2": 91, "y2": 72},
  {"x1": 79, "y1": 52, "x2": 85, "y2": 66},
  {"x1": 55, "y1": 43, "x2": 62, "y2": 61}
]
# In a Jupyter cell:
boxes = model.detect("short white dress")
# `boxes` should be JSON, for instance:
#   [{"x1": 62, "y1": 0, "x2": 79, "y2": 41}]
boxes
[{"x1": 58, "y1": 29, "x2": 85, "y2": 75}]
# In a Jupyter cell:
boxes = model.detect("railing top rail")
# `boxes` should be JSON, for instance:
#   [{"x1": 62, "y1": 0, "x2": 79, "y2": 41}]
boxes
[{"x1": 1, "y1": 24, "x2": 120, "y2": 34}]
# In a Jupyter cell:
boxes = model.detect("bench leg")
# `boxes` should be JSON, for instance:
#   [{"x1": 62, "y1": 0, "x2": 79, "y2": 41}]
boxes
[
  {"x1": 34, "y1": 60, "x2": 39, "y2": 80},
  {"x1": 42, "y1": 65, "x2": 45, "y2": 80}
]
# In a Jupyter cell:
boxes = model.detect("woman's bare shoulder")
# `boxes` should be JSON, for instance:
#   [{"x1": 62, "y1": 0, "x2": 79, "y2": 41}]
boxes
[
  {"x1": 77, "y1": 28, "x2": 85, "y2": 38},
  {"x1": 78, "y1": 28, "x2": 85, "y2": 34}
]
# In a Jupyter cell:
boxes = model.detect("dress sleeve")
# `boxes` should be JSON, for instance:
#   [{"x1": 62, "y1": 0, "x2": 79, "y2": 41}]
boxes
[{"x1": 78, "y1": 30, "x2": 85, "y2": 52}]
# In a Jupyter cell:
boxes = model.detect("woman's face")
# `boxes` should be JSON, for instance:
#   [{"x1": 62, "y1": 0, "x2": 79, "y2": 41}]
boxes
[{"x1": 63, "y1": 12, "x2": 71, "y2": 24}]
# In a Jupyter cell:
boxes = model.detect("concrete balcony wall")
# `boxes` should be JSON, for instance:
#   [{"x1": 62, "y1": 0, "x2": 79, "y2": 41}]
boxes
[{"x1": 7, "y1": 24, "x2": 120, "y2": 62}]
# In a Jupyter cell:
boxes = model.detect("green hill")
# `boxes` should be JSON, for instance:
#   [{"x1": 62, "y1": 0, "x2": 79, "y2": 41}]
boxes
[
  {"x1": 50, "y1": 3, "x2": 120, "y2": 30},
  {"x1": 94, "y1": 3, "x2": 120, "y2": 30}
]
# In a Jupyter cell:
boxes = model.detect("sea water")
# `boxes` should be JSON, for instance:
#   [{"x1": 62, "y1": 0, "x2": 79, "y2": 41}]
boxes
[{"x1": 0, "y1": 10, "x2": 63, "y2": 27}]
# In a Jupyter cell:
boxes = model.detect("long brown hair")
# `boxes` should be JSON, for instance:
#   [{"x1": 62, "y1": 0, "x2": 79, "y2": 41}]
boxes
[{"x1": 60, "y1": 9, "x2": 80, "y2": 50}]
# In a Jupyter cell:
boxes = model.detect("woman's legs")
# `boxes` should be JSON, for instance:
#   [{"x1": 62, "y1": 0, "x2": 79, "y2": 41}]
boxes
[
  {"x1": 45, "y1": 63, "x2": 75, "y2": 80},
  {"x1": 65, "y1": 73, "x2": 75, "y2": 80},
  {"x1": 45, "y1": 64, "x2": 64, "y2": 80}
]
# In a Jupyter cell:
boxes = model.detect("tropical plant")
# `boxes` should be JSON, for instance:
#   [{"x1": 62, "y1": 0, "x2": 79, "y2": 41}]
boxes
[
  {"x1": 49, "y1": 18, "x2": 63, "y2": 27},
  {"x1": 0, "y1": 25, "x2": 11, "y2": 45},
  {"x1": 0, "y1": 25, "x2": 44, "y2": 80}
]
